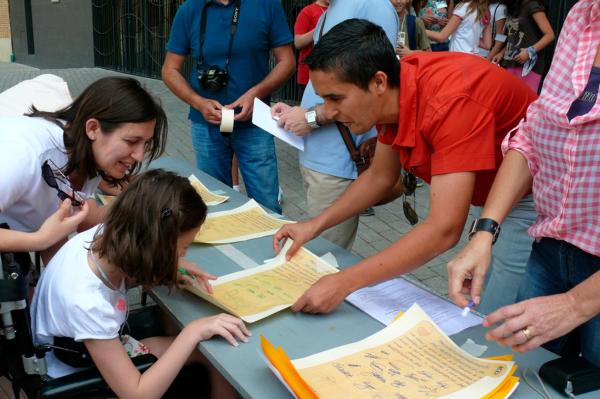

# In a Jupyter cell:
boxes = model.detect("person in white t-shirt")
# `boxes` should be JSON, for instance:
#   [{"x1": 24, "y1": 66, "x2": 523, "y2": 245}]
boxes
[
  {"x1": 425, "y1": 0, "x2": 492, "y2": 55},
  {"x1": 0, "y1": 77, "x2": 168, "y2": 263},
  {"x1": 481, "y1": 2, "x2": 507, "y2": 59},
  {"x1": 31, "y1": 169, "x2": 250, "y2": 398}
]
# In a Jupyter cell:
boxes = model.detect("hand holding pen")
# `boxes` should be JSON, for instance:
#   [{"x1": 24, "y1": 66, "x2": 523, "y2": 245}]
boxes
[{"x1": 178, "y1": 259, "x2": 216, "y2": 294}]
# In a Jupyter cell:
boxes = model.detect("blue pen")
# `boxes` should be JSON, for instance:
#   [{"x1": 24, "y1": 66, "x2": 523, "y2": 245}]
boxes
[{"x1": 461, "y1": 300, "x2": 476, "y2": 317}]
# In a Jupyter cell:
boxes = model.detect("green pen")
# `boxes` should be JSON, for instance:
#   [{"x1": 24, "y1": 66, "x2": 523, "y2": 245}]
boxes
[{"x1": 178, "y1": 267, "x2": 200, "y2": 288}]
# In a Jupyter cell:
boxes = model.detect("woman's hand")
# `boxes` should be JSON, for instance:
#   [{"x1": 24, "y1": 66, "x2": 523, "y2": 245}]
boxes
[
  {"x1": 178, "y1": 258, "x2": 216, "y2": 294},
  {"x1": 35, "y1": 199, "x2": 89, "y2": 250},
  {"x1": 447, "y1": 232, "x2": 493, "y2": 308},
  {"x1": 192, "y1": 314, "x2": 251, "y2": 347},
  {"x1": 483, "y1": 293, "x2": 581, "y2": 353}
]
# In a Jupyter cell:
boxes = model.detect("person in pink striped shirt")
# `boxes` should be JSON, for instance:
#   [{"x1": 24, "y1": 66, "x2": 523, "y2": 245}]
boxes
[{"x1": 447, "y1": 0, "x2": 600, "y2": 365}]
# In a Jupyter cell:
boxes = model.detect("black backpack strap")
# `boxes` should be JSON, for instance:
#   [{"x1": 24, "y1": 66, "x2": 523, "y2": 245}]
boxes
[{"x1": 407, "y1": 15, "x2": 417, "y2": 50}]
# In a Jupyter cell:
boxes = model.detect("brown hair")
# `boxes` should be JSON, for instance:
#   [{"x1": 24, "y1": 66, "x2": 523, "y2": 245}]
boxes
[
  {"x1": 28, "y1": 76, "x2": 167, "y2": 184},
  {"x1": 466, "y1": 0, "x2": 490, "y2": 23},
  {"x1": 91, "y1": 169, "x2": 207, "y2": 288}
]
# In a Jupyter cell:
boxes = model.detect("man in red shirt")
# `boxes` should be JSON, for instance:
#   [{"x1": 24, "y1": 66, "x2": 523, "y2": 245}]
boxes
[
  {"x1": 294, "y1": 0, "x2": 329, "y2": 91},
  {"x1": 274, "y1": 19, "x2": 537, "y2": 314}
]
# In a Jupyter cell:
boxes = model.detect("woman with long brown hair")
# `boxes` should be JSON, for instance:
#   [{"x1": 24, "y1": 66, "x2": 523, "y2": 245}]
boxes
[{"x1": 0, "y1": 76, "x2": 167, "y2": 262}]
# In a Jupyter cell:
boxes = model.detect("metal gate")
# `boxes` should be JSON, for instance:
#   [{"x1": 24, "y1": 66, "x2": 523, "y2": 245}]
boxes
[{"x1": 92, "y1": 0, "x2": 310, "y2": 104}]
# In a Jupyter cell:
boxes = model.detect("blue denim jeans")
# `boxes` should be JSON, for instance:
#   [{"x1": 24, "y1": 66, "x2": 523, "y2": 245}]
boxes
[
  {"x1": 475, "y1": 195, "x2": 537, "y2": 315},
  {"x1": 517, "y1": 238, "x2": 600, "y2": 366},
  {"x1": 191, "y1": 121, "x2": 281, "y2": 214}
]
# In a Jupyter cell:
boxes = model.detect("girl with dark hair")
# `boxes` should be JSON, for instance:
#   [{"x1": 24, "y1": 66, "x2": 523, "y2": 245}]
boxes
[
  {"x1": 491, "y1": 0, "x2": 554, "y2": 92},
  {"x1": 0, "y1": 76, "x2": 168, "y2": 262},
  {"x1": 31, "y1": 169, "x2": 250, "y2": 398}
]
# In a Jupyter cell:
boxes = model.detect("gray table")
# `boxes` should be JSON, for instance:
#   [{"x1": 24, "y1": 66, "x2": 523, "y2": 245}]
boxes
[{"x1": 149, "y1": 156, "x2": 594, "y2": 399}]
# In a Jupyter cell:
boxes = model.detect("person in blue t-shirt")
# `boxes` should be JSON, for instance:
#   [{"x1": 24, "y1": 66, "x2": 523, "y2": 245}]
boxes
[
  {"x1": 271, "y1": 0, "x2": 398, "y2": 249},
  {"x1": 163, "y1": 0, "x2": 295, "y2": 214}
]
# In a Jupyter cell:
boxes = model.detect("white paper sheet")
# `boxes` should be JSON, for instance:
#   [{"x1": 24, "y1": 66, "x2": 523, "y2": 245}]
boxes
[
  {"x1": 252, "y1": 98, "x2": 304, "y2": 151},
  {"x1": 346, "y1": 277, "x2": 482, "y2": 336}
]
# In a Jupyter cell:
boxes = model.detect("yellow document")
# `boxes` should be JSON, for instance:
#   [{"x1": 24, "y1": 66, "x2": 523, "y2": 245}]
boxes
[
  {"x1": 194, "y1": 199, "x2": 294, "y2": 244},
  {"x1": 188, "y1": 174, "x2": 229, "y2": 206},
  {"x1": 262, "y1": 304, "x2": 518, "y2": 399},
  {"x1": 185, "y1": 240, "x2": 337, "y2": 322}
]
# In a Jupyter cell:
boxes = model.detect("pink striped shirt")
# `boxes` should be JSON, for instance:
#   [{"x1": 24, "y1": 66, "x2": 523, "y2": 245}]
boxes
[{"x1": 504, "y1": 0, "x2": 600, "y2": 257}]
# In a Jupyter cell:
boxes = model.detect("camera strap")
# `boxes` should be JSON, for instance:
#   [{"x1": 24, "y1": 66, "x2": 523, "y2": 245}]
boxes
[{"x1": 198, "y1": 0, "x2": 241, "y2": 73}]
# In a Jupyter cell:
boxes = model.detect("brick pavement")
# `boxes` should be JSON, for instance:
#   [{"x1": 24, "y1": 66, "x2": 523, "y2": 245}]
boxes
[{"x1": 0, "y1": 62, "x2": 478, "y2": 299}]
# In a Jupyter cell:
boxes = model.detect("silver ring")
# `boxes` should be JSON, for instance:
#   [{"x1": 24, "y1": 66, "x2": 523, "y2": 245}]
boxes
[{"x1": 521, "y1": 327, "x2": 532, "y2": 341}]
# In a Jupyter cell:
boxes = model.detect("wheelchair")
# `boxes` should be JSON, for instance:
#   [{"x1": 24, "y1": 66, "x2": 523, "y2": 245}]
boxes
[{"x1": 0, "y1": 233, "x2": 210, "y2": 399}]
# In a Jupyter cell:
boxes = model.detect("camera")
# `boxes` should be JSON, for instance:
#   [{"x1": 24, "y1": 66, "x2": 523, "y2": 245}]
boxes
[{"x1": 198, "y1": 66, "x2": 228, "y2": 91}]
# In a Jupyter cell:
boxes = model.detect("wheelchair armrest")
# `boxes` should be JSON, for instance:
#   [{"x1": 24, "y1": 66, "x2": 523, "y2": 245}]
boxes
[{"x1": 39, "y1": 353, "x2": 157, "y2": 399}]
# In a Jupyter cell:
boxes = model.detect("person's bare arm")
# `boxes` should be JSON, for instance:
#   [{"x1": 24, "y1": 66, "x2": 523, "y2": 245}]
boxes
[
  {"x1": 161, "y1": 52, "x2": 223, "y2": 124},
  {"x1": 294, "y1": 29, "x2": 315, "y2": 49},
  {"x1": 291, "y1": 170, "x2": 476, "y2": 313},
  {"x1": 426, "y1": 14, "x2": 461, "y2": 43},
  {"x1": 274, "y1": 142, "x2": 403, "y2": 257}
]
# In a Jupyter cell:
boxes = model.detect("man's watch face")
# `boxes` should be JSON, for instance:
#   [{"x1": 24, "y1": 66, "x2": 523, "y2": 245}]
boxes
[{"x1": 306, "y1": 110, "x2": 319, "y2": 127}]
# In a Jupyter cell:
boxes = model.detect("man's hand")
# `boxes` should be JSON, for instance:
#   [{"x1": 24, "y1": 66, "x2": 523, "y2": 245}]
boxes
[
  {"x1": 196, "y1": 98, "x2": 223, "y2": 124},
  {"x1": 271, "y1": 102, "x2": 292, "y2": 119},
  {"x1": 291, "y1": 274, "x2": 349, "y2": 314},
  {"x1": 447, "y1": 232, "x2": 493, "y2": 308},
  {"x1": 273, "y1": 220, "x2": 321, "y2": 260},
  {"x1": 275, "y1": 105, "x2": 312, "y2": 136},
  {"x1": 227, "y1": 88, "x2": 257, "y2": 122}
]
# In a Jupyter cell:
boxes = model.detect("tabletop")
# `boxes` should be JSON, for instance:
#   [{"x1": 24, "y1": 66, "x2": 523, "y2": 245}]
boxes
[{"x1": 149, "y1": 156, "x2": 596, "y2": 399}]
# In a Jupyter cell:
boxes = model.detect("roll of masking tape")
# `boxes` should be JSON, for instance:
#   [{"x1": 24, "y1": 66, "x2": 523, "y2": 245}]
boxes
[{"x1": 220, "y1": 108, "x2": 234, "y2": 133}]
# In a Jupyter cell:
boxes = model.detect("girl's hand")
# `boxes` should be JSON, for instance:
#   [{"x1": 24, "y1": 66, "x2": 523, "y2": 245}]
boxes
[
  {"x1": 178, "y1": 259, "x2": 216, "y2": 294},
  {"x1": 192, "y1": 314, "x2": 251, "y2": 346},
  {"x1": 396, "y1": 46, "x2": 414, "y2": 59},
  {"x1": 513, "y1": 48, "x2": 530, "y2": 64}
]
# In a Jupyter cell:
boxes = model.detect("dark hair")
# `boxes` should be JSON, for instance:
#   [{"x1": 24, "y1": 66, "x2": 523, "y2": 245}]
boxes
[
  {"x1": 505, "y1": 0, "x2": 525, "y2": 18},
  {"x1": 28, "y1": 77, "x2": 167, "y2": 184},
  {"x1": 305, "y1": 19, "x2": 400, "y2": 90},
  {"x1": 91, "y1": 169, "x2": 207, "y2": 288}
]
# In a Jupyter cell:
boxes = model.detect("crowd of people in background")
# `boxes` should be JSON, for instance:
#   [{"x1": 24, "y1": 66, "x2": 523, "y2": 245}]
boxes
[{"x1": 0, "y1": 0, "x2": 598, "y2": 398}]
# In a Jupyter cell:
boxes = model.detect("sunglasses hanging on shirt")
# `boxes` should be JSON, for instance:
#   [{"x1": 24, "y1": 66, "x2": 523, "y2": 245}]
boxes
[
  {"x1": 41, "y1": 159, "x2": 86, "y2": 207},
  {"x1": 402, "y1": 171, "x2": 419, "y2": 226}
]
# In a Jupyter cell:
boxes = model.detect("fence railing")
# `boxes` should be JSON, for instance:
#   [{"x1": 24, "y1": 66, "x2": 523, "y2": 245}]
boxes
[{"x1": 92, "y1": 0, "x2": 310, "y2": 104}]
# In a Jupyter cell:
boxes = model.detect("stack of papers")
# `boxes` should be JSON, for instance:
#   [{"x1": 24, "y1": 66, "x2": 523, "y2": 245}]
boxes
[
  {"x1": 262, "y1": 303, "x2": 519, "y2": 398},
  {"x1": 184, "y1": 240, "x2": 338, "y2": 322},
  {"x1": 194, "y1": 199, "x2": 294, "y2": 244},
  {"x1": 188, "y1": 174, "x2": 229, "y2": 206}
]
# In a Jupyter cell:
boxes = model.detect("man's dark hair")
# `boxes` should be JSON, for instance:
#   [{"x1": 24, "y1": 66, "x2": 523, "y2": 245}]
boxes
[{"x1": 305, "y1": 19, "x2": 400, "y2": 90}]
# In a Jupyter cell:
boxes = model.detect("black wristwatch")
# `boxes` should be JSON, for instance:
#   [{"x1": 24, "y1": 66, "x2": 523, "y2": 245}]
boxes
[{"x1": 468, "y1": 218, "x2": 501, "y2": 245}]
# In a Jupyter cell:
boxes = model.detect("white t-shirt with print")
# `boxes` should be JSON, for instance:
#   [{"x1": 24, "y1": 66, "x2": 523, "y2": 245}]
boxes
[
  {"x1": 31, "y1": 225, "x2": 127, "y2": 378},
  {"x1": 0, "y1": 116, "x2": 101, "y2": 232},
  {"x1": 479, "y1": 3, "x2": 508, "y2": 57},
  {"x1": 450, "y1": 2, "x2": 485, "y2": 55}
]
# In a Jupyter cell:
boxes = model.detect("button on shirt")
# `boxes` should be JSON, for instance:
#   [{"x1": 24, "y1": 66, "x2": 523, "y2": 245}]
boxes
[{"x1": 504, "y1": 0, "x2": 600, "y2": 257}]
